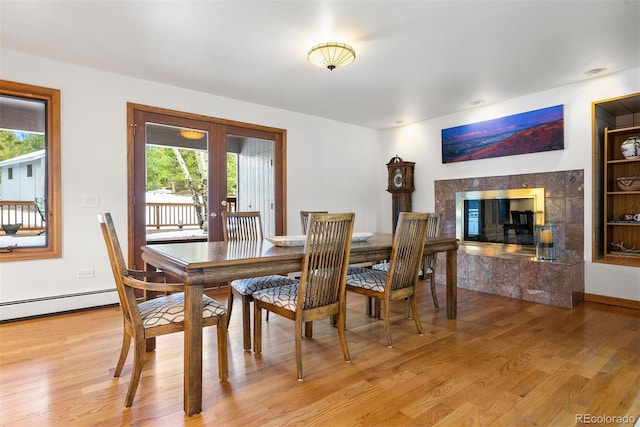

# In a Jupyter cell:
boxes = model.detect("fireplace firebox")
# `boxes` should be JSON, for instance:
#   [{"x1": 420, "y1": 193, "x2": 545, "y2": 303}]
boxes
[{"x1": 456, "y1": 188, "x2": 545, "y2": 252}]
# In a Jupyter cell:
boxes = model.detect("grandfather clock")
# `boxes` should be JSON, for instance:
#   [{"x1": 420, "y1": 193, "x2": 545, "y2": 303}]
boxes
[{"x1": 386, "y1": 155, "x2": 415, "y2": 232}]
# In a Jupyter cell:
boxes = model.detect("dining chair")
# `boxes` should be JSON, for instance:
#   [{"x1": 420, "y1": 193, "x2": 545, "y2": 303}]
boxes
[
  {"x1": 300, "y1": 210, "x2": 328, "y2": 234},
  {"x1": 97, "y1": 212, "x2": 228, "y2": 408},
  {"x1": 222, "y1": 211, "x2": 298, "y2": 351},
  {"x1": 252, "y1": 212, "x2": 355, "y2": 380},
  {"x1": 420, "y1": 212, "x2": 442, "y2": 307},
  {"x1": 346, "y1": 212, "x2": 430, "y2": 348},
  {"x1": 372, "y1": 212, "x2": 441, "y2": 308},
  {"x1": 301, "y1": 209, "x2": 369, "y2": 276}
]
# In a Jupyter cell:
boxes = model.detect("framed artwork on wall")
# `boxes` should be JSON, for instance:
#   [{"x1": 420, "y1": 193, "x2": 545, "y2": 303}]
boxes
[{"x1": 441, "y1": 104, "x2": 564, "y2": 163}]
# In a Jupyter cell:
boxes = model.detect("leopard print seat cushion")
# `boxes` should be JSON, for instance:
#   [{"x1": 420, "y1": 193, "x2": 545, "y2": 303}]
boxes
[
  {"x1": 231, "y1": 275, "x2": 299, "y2": 296},
  {"x1": 139, "y1": 292, "x2": 226, "y2": 328}
]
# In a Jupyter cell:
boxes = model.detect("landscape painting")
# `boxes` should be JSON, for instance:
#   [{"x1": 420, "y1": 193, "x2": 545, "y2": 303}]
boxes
[{"x1": 441, "y1": 105, "x2": 564, "y2": 163}]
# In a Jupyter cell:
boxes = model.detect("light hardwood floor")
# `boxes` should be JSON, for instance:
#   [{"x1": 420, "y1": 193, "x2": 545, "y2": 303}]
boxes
[{"x1": 1, "y1": 284, "x2": 638, "y2": 426}]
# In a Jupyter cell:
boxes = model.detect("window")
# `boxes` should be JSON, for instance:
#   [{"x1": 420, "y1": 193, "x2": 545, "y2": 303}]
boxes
[{"x1": 0, "y1": 80, "x2": 61, "y2": 261}]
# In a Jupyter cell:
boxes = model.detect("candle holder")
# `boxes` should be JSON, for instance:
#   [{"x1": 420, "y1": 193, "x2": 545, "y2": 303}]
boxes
[{"x1": 536, "y1": 224, "x2": 556, "y2": 260}]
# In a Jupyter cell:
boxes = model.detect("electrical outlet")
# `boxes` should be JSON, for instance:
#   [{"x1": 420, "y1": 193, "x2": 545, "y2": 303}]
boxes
[{"x1": 77, "y1": 269, "x2": 94, "y2": 279}]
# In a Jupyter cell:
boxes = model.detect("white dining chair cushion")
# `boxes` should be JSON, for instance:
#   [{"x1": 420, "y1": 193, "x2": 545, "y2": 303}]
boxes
[
  {"x1": 139, "y1": 293, "x2": 227, "y2": 327},
  {"x1": 252, "y1": 283, "x2": 300, "y2": 311},
  {"x1": 345, "y1": 269, "x2": 388, "y2": 292},
  {"x1": 231, "y1": 275, "x2": 298, "y2": 296}
]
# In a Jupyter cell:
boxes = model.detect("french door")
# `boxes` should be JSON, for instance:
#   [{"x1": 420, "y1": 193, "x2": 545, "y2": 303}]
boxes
[{"x1": 127, "y1": 103, "x2": 287, "y2": 269}]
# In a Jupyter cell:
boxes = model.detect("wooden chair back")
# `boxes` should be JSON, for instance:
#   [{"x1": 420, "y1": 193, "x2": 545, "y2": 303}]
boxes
[
  {"x1": 97, "y1": 212, "x2": 140, "y2": 328},
  {"x1": 98, "y1": 212, "x2": 183, "y2": 332},
  {"x1": 424, "y1": 212, "x2": 442, "y2": 266},
  {"x1": 300, "y1": 210, "x2": 328, "y2": 234},
  {"x1": 298, "y1": 212, "x2": 355, "y2": 313},
  {"x1": 385, "y1": 212, "x2": 430, "y2": 293},
  {"x1": 222, "y1": 211, "x2": 263, "y2": 242},
  {"x1": 426, "y1": 212, "x2": 441, "y2": 239}
]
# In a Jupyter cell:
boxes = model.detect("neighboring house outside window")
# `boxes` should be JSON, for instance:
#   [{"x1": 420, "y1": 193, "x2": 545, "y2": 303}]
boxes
[{"x1": 0, "y1": 151, "x2": 45, "y2": 200}]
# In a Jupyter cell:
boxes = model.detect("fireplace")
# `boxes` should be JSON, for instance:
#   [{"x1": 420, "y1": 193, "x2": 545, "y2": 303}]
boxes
[
  {"x1": 456, "y1": 187, "x2": 545, "y2": 254},
  {"x1": 434, "y1": 171, "x2": 584, "y2": 308}
]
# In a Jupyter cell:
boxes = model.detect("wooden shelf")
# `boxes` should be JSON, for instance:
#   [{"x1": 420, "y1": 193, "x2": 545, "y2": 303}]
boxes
[
  {"x1": 606, "y1": 191, "x2": 640, "y2": 195},
  {"x1": 600, "y1": 254, "x2": 640, "y2": 268},
  {"x1": 607, "y1": 221, "x2": 640, "y2": 225},
  {"x1": 607, "y1": 158, "x2": 640, "y2": 165}
]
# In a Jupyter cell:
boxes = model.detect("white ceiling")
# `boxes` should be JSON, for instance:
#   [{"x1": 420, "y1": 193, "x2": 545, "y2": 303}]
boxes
[{"x1": 1, "y1": 1, "x2": 638, "y2": 130}]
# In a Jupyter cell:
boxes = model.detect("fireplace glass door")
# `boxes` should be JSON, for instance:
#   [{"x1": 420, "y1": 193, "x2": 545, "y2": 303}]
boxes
[{"x1": 457, "y1": 188, "x2": 545, "y2": 248}]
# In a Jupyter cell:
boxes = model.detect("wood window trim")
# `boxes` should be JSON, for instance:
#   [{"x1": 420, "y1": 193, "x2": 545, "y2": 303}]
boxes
[{"x1": 0, "y1": 80, "x2": 61, "y2": 261}]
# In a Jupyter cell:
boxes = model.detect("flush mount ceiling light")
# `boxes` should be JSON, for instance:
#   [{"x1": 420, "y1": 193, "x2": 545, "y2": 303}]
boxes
[
  {"x1": 179, "y1": 128, "x2": 206, "y2": 140},
  {"x1": 307, "y1": 42, "x2": 356, "y2": 71}
]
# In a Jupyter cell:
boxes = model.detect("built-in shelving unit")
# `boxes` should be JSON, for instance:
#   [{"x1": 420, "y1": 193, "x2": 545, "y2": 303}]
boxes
[
  {"x1": 593, "y1": 94, "x2": 640, "y2": 267},
  {"x1": 604, "y1": 126, "x2": 640, "y2": 265}
]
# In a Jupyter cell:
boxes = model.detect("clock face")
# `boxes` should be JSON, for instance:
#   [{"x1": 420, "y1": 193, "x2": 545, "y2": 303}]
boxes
[{"x1": 392, "y1": 168, "x2": 403, "y2": 188}]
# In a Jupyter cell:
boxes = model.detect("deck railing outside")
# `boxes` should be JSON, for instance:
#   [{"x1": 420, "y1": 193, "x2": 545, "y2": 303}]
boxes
[
  {"x1": 0, "y1": 201, "x2": 45, "y2": 231},
  {"x1": 146, "y1": 198, "x2": 236, "y2": 229},
  {"x1": 0, "y1": 198, "x2": 236, "y2": 233}
]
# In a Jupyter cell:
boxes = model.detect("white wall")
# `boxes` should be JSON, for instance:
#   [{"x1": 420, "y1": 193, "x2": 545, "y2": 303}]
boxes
[
  {"x1": 379, "y1": 67, "x2": 640, "y2": 302},
  {"x1": 0, "y1": 49, "x2": 382, "y2": 320}
]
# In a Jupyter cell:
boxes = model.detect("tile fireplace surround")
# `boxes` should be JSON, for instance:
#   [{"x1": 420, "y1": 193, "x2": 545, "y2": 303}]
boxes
[{"x1": 434, "y1": 170, "x2": 584, "y2": 308}]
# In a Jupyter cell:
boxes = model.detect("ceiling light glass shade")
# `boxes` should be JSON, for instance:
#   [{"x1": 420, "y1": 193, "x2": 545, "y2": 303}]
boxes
[
  {"x1": 179, "y1": 129, "x2": 206, "y2": 140},
  {"x1": 307, "y1": 42, "x2": 356, "y2": 71}
]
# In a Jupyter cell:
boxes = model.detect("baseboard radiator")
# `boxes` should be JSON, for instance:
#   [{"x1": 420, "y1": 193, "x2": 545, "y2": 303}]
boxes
[{"x1": 0, "y1": 288, "x2": 118, "y2": 322}]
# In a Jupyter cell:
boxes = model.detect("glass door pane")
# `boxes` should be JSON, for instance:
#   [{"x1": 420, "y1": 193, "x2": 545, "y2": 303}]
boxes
[
  {"x1": 144, "y1": 123, "x2": 209, "y2": 244},
  {"x1": 227, "y1": 134, "x2": 276, "y2": 237}
]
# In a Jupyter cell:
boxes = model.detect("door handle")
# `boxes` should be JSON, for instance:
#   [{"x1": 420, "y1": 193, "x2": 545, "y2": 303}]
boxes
[
  {"x1": 210, "y1": 212, "x2": 217, "y2": 218},
  {"x1": 221, "y1": 200, "x2": 228, "y2": 207}
]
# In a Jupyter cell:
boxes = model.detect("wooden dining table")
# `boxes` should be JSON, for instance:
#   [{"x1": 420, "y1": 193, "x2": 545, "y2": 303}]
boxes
[{"x1": 141, "y1": 232, "x2": 459, "y2": 416}]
